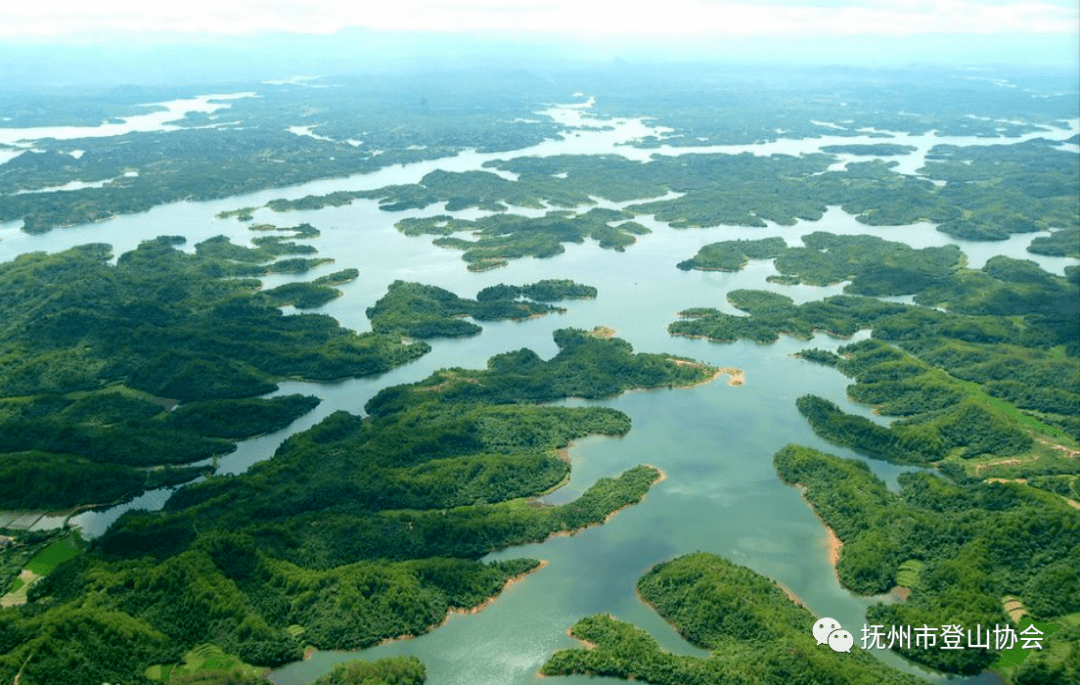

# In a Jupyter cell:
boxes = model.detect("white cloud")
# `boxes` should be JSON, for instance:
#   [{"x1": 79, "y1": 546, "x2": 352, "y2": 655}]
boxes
[{"x1": 1, "y1": 0, "x2": 1076, "y2": 37}]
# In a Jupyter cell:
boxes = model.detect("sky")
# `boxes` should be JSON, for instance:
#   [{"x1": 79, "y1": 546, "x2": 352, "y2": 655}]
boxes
[{"x1": 3, "y1": 0, "x2": 1078, "y2": 38}]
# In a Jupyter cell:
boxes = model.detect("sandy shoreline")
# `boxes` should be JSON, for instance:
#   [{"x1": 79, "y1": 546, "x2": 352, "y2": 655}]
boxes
[
  {"x1": 451, "y1": 558, "x2": 550, "y2": 617},
  {"x1": 794, "y1": 483, "x2": 842, "y2": 579},
  {"x1": 602, "y1": 465, "x2": 666, "y2": 526},
  {"x1": 547, "y1": 465, "x2": 667, "y2": 538},
  {"x1": 668, "y1": 358, "x2": 744, "y2": 387},
  {"x1": 369, "y1": 559, "x2": 550, "y2": 650},
  {"x1": 775, "y1": 580, "x2": 809, "y2": 608}
]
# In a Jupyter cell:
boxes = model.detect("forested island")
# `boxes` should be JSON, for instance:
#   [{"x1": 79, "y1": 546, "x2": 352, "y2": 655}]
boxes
[
  {"x1": 659, "y1": 205, "x2": 1080, "y2": 682},
  {"x1": 0, "y1": 59, "x2": 1076, "y2": 685},
  {"x1": 542, "y1": 552, "x2": 930, "y2": 684},
  {"x1": 0, "y1": 232, "x2": 422, "y2": 510},
  {"x1": 0, "y1": 230, "x2": 603, "y2": 511},
  {"x1": 250, "y1": 133, "x2": 1079, "y2": 249},
  {"x1": 0, "y1": 328, "x2": 717, "y2": 682},
  {"x1": 6, "y1": 67, "x2": 1075, "y2": 236},
  {"x1": 775, "y1": 445, "x2": 1079, "y2": 681}
]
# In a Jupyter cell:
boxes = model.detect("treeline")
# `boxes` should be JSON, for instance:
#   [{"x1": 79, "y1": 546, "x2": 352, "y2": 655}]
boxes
[
  {"x1": 670, "y1": 290, "x2": 907, "y2": 343},
  {"x1": 774, "y1": 444, "x2": 1080, "y2": 674},
  {"x1": 1028, "y1": 227, "x2": 1080, "y2": 258},
  {"x1": 0, "y1": 236, "x2": 421, "y2": 509},
  {"x1": 670, "y1": 252, "x2": 1079, "y2": 450},
  {"x1": 0, "y1": 331, "x2": 711, "y2": 682},
  {"x1": 541, "y1": 553, "x2": 929, "y2": 684},
  {"x1": 268, "y1": 134, "x2": 1080, "y2": 246},
  {"x1": 312, "y1": 657, "x2": 426, "y2": 685},
  {"x1": 797, "y1": 336, "x2": 1079, "y2": 475},
  {"x1": 676, "y1": 237, "x2": 787, "y2": 272},
  {"x1": 367, "y1": 279, "x2": 596, "y2": 338},
  {"x1": 396, "y1": 208, "x2": 650, "y2": 271},
  {"x1": 476, "y1": 279, "x2": 597, "y2": 302}
]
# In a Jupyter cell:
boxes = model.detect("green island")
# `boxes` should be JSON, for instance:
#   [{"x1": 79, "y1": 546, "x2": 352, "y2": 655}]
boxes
[
  {"x1": 310, "y1": 657, "x2": 425, "y2": 685},
  {"x1": 0, "y1": 234, "x2": 430, "y2": 510},
  {"x1": 670, "y1": 247, "x2": 1079, "y2": 462},
  {"x1": 1028, "y1": 228, "x2": 1080, "y2": 259},
  {"x1": 249, "y1": 134, "x2": 1078, "y2": 246},
  {"x1": 678, "y1": 232, "x2": 963, "y2": 297},
  {"x1": 819, "y1": 143, "x2": 919, "y2": 156},
  {"x1": 541, "y1": 552, "x2": 930, "y2": 684},
  {"x1": 365, "y1": 279, "x2": 594, "y2": 338},
  {"x1": 664, "y1": 226, "x2": 1079, "y2": 682},
  {"x1": 0, "y1": 330, "x2": 717, "y2": 683},
  {"x1": 393, "y1": 208, "x2": 651, "y2": 271},
  {"x1": 0, "y1": 234, "x2": 601, "y2": 511},
  {"x1": 676, "y1": 237, "x2": 788, "y2": 272},
  {"x1": 774, "y1": 444, "x2": 1080, "y2": 680}
]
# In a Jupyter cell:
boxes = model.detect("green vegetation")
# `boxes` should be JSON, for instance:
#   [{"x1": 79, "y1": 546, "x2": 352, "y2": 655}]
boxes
[
  {"x1": 145, "y1": 643, "x2": 265, "y2": 684},
  {"x1": 267, "y1": 133, "x2": 1076, "y2": 249},
  {"x1": 677, "y1": 232, "x2": 963, "y2": 296},
  {"x1": 670, "y1": 290, "x2": 907, "y2": 343},
  {"x1": 0, "y1": 331, "x2": 714, "y2": 682},
  {"x1": 0, "y1": 237, "x2": 423, "y2": 509},
  {"x1": 819, "y1": 143, "x2": 918, "y2": 156},
  {"x1": 394, "y1": 208, "x2": 650, "y2": 271},
  {"x1": 23, "y1": 535, "x2": 81, "y2": 575},
  {"x1": 1028, "y1": 227, "x2": 1080, "y2": 258},
  {"x1": 0, "y1": 529, "x2": 74, "y2": 600},
  {"x1": 367, "y1": 281, "x2": 562, "y2": 338},
  {"x1": 164, "y1": 395, "x2": 321, "y2": 439},
  {"x1": 776, "y1": 233, "x2": 962, "y2": 295},
  {"x1": 671, "y1": 246, "x2": 1079, "y2": 461},
  {"x1": 0, "y1": 71, "x2": 569, "y2": 233},
  {"x1": 793, "y1": 336, "x2": 1080, "y2": 478},
  {"x1": 676, "y1": 237, "x2": 787, "y2": 271},
  {"x1": 774, "y1": 444, "x2": 1080, "y2": 675},
  {"x1": 312, "y1": 656, "x2": 425, "y2": 685},
  {"x1": 542, "y1": 553, "x2": 929, "y2": 684},
  {"x1": 477, "y1": 279, "x2": 597, "y2": 302},
  {"x1": 920, "y1": 138, "x2": 1079, "y2": 240}
]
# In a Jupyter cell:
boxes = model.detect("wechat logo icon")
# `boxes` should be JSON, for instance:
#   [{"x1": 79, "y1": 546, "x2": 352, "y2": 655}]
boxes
[{"x1": 813, "y1": 617, "x2": 853, "y2": 653}]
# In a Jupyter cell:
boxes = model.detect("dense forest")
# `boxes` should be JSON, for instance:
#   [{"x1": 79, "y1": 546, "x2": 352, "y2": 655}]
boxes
[
  {"x1": 669, "y1": 243, "x2": 1080, "y2": 456},
  {"x1": 365, "y1": 278, "x2": 594, "y2": 338},
  {"x1": 253, "y1": 135, "x2": 1078, "y2": 249},
  {"x1": 8, "y1": 66, "x2": 1074, "y2": 235},
  {"x1": 0, "y1": 330, "x2": 716, "y2": 683},
  {"x1": 0, "y1": 233, "x2": 427, "y2": 509},
  {"x1": 774, "y1": 444, "x2": 1080, "y2": 679},
  {"x1": 0, "y1": 226, "x2": 608, "y2": 510},
  {"x1": 1, "y1": 62, "x2": 1076, "y2": 685},
  {"x1": 542, "y1": 552, "x2": 930, "y2": 684}
]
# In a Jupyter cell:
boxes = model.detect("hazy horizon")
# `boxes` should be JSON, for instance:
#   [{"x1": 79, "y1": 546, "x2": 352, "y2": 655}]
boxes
[{"x1": 0, "y1": 0, "x2": 1076, "y2": 88}]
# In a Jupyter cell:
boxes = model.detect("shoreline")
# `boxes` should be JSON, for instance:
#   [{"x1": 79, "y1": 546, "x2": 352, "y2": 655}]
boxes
[
  {"x1": 546, "y1": 464, "x2": 667, "y2": 538},
  {"x1": 775, "y1": 580, "x2": 809, "y2": 608},
  {"x1": 370, "y1": 558, "x2": 550, "y2": 650},
  {"x1": 450, "y1": 558, "x2": 550, "y2": 617},
  {"x1": 667, "y1": 358, "x2": 744, "y2": 387},
  {"x1": 605, "y1": 465, "x2": 667, "y2": 526},
  {"x1": 794, "y1": 483, "x2": 842, "y2": 580}
]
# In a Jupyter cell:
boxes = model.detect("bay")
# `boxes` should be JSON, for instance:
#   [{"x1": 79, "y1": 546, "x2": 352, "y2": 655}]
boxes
[{"x1": 1, "y1": 94, "x2": 1072, "y2": 684}]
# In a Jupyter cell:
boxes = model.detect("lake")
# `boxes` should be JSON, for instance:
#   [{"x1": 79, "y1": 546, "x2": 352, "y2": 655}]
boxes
[{"x1": 2, "y1": 94, "x2": 1072, "y2": 685}]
